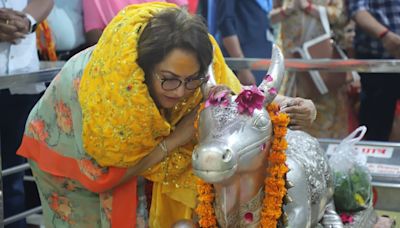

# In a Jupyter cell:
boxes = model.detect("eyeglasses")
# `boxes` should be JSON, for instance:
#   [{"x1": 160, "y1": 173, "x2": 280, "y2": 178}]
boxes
[{"x1": 155, "y1": 72, "x2": 206, "y2": 91}]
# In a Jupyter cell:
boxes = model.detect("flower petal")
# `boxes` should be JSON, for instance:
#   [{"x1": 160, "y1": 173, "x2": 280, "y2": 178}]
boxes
[
  {"x1": 264, "y1": 74, "x2": 273, "y2": 82},
  {"x1": 268, "y1": 87, "x2": 277, "y2": 95}
]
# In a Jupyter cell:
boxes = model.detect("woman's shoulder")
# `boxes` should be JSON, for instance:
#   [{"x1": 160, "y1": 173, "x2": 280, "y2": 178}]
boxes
[
  {"x1": 67, "y1": 46, "x2": 95, "y2": 67},
  {"x1": 58, "y1": 46, "x2": 95, "y2": 78}
]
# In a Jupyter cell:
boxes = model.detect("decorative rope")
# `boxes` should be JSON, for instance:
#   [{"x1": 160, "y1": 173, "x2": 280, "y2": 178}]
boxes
[{"x1": 36, "y1": 20, "x2": 57, "y2": 61}]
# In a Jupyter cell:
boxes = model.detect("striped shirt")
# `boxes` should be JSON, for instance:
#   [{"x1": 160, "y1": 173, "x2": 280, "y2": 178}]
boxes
[{"x1": 348, "y1": 0, "x2": 400, "y2": 58}]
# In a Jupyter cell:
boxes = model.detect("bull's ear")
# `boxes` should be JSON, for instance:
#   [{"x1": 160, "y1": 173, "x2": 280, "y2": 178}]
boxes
[
  {"x1": 201, "y1": 63, "x2": 217, "y2": 100},
  {"x1": 258, "y1": 45, "x2": 285, "y2": 105}
]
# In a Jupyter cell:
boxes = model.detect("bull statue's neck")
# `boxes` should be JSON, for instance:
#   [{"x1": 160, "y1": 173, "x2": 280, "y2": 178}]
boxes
[{"x1": 213, "y1": 160, "x2": 267, "y2": 227}]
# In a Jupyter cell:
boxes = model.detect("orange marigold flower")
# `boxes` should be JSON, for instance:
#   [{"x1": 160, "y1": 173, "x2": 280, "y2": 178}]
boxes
[
  {"x1": 272, "y1": 139, "x2": 288, "y2": 151},
  {"x1": 269, "y1": 152, "x2": 286, "y2": 163},
  {"x1": 274, "y1": 128, "x2": 288, "y2": 138},
  {"x1": 266, "y1": 103, "x2": 279, "y2": 113}
]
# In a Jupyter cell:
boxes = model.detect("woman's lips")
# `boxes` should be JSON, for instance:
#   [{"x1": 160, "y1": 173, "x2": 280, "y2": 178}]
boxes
[{"x1": 164, "y1": 95, "x2": 181, "y2": 102}]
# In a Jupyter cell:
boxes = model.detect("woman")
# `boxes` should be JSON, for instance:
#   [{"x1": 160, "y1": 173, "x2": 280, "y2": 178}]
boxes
[
  {"x1": 269, "y1": 0, "x2": 350, "y2": 138},
  {"x1": 17, "y1": 3, "x2": 316, "y2": 227}
]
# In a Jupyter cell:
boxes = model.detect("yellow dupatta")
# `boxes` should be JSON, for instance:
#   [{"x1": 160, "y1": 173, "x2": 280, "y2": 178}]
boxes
[{"x1": 78, "y1": 2, "x2": 241, "y2": 227}]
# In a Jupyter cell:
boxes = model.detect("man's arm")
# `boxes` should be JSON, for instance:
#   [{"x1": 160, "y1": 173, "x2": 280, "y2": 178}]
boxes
[
  {"x1": 217, "y1": 0, "x2": 256, "y2": 85},
  {"x1": 348, "y1": 0, "x2": 400, "y2": 58},
  {"x1": 23, "y1": 0, "x2": 54, "y2": 23},
  {"x1": 222, "y1": 37, "x2": 256, "y2": 85},
  {"x1": 85, "y1": 29, "x2": 103, "y2": 47},
  {"x1": 352, "y1": 10, "x2": 400, "y2": 58},
  {"x1": 353, "y1": 10, "x2": 388, "y2": 40}
]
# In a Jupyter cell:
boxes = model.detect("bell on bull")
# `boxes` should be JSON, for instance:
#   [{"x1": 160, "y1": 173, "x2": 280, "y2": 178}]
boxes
[{"x1": 191, "y1": 45, "x2": 354, "y2": 227}]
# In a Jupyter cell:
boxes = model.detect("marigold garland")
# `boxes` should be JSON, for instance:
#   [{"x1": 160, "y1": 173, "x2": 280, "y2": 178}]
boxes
[
  {"x1": 36, "y1": 20, "x2": 57, "y2": 61},
  {"x1": 195, "y1": 179, "x2": 218, "y2": 228},
  {"x1": 195, "y1": 103, "x2": 290, "y2": 227},
  {"x1": 262, "y1": 103, "x2": 290, "y2": 228}
]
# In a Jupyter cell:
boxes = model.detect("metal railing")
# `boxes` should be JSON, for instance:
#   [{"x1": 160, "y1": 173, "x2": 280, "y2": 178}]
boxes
[
  {"x1": 2, "y1": 58, "x2": 400, "y2": 90},
  {"x1": 1, "y1": 162, "x2": 36, "y2": 226},
  {"x1": 225, "y1": 58, "x2": 400, "y2": 72},
  {"x1": 0, "y1": 61, "x2": 65, "y2": 90}
]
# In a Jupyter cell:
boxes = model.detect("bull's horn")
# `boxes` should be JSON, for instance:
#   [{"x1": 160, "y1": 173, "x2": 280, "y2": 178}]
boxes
[
  {"x1": 258, "y1": 45, "x2": 285, "y2": 105},
  {"x1": 201, "y1": 62, "x2": 217, "y2": 99}
]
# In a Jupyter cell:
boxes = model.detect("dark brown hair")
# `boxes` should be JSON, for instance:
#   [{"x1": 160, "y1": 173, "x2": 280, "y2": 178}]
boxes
[{"x1": 137, "y1": 8, "x2": 212, "y2": 79}]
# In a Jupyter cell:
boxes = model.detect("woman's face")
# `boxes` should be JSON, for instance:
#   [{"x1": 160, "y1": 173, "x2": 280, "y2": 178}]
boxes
[{"x1": 148, "y1": 48, "x2": 202, "y2": 109}]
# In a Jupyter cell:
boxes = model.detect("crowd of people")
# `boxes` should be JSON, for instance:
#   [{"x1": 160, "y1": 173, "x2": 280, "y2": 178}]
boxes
[{"x1": 1, "y1": 0, "x2": 399, "y2": 227}]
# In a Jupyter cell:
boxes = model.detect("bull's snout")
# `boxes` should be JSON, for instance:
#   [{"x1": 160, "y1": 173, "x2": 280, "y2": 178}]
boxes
[
  {"x1": 192, "y1": 142, "x2": 237, "y2": 184},
  {"x1": 192, "y1": 148, "x2": 233, "y2": 164}
]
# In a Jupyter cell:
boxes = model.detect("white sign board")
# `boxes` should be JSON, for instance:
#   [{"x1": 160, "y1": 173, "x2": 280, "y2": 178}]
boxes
[
  {"x1": 367, "y1": 163, "x2": 400, "y2": 176},
  {"x1": 326, "y1": 144, "x2": 393, "y2": 159}
]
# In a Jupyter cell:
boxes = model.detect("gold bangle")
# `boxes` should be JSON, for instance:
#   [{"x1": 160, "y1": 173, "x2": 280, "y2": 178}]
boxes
[{"x1": 159, "y1": 140, "x2": 168, "y2": 158}]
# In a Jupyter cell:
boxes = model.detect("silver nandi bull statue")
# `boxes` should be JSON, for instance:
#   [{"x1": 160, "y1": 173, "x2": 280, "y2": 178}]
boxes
[{"x1": 192, "y1": 46, "x2": 344, "y2": 227}]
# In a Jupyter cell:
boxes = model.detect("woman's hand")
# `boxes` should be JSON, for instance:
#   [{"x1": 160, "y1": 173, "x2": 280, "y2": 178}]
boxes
[
  {"x1": 167, "y1": 107, "x2": 199, "y2": 149},
  {"x1": 0, "y1": 8, "x2": 28, "y2": 43},
  {"x1": 280, "y1": 97, "x2": 317, "y2": 130},
  {"x1": 208, "y1": 85, "x2": 233, "y2": 97},
  {"x1": 237, "y1": 69, "x2": 256, "y2": 85}
]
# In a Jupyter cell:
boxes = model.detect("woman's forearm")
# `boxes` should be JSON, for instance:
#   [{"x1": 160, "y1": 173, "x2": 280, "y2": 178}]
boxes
[{"x1": 116, "y1": 135, "x2": 180, "y2": 187}]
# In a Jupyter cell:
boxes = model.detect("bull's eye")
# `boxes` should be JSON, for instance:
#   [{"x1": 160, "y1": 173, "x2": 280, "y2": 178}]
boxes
[{"x1": 253, "y1": 114, "x2": 270, "y2": 130}]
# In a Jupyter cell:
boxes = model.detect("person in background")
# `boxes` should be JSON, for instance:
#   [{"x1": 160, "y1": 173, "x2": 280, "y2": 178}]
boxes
[
  {"x1": 0, "y1": 0, "x2": 54, "y2": 227},
  {"x1": 348, "y1": 0, "x2": 400, "y2": 141},
  {"x1": 82, "y1": 0, "x2": 188, "y2": 47},
  {"x1": 339, "y1": 20, "x2": 363, "y2": 133},
  {"x1": 17, "y1": 3, "x2": 316, "y2": 227},
  {"x1": 47, "y1": 0, "x2": 87, "y2": 60},
  {"x1": 269, "y1": 0, "x2": 350, "y2": 139},
  {"x1": 216, "y1": 0, "x2": 273, "y2": 85}
]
